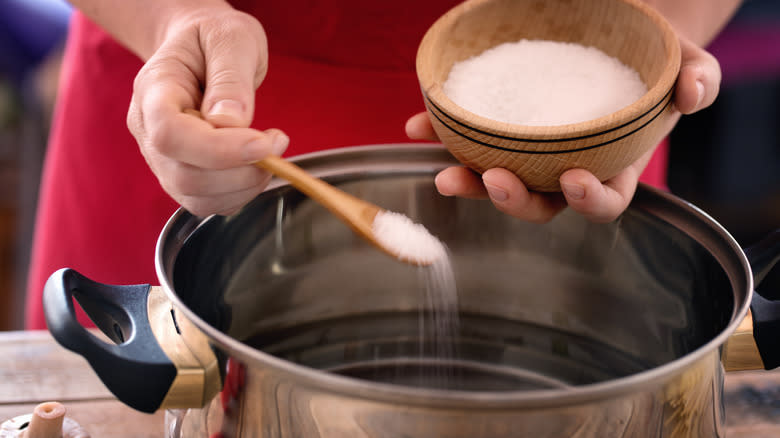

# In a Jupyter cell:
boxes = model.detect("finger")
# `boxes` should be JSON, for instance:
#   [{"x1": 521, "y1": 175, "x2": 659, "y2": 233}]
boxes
[
  {"x1": 434, "y1": 166, "x2": 488, "y2": 199},
  {"x1": 481, "y1": 168, "x2": 567, "y2": 223},
  {"x1": 561, "y1": 143, "x2": 656, "y2": 223},
  {"x1": 178, "y1": 184, "x2": 269, "y2": 217},
  {"x1": 143, "y1": 91, "x2": 289, "y2": 168},
  {"x1": 154, "y1": 158, "x2": 273, "y2": 198},
  {"x1": 130, "y1": 50, "x2": 203, "y2": 138},
  {"x1": 674, "y1": 36, "x2": 721, "y2": 115},
  {"x1": 558, "y1": 169, "x2": 636, "y2": 223},
  {"x1": 199, "y1": 12, "x2": 268, "y2": 128},
  {"x1": 405, "y1": 112, "x2": 439, "y2": 141}
]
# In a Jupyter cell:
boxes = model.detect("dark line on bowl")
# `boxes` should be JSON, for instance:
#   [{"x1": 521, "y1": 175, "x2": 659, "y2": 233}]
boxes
[
  {"x1": 425, "y1": 91, "x2": 673, "y2": 154},
  {"x1": 425, "y1": 86, "x2": 673, "y2": 145}
]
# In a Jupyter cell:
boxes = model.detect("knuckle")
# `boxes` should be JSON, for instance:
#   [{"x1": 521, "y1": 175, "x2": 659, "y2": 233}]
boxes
[
  {"x1": 126, "y1": 100, "x2": 143, "y2": 138},
  {"x1": 134, "y1": 51, "x2": 202, "y2": 97},
  {"x1": 202, "y1": 11, "x2": 264, "y2": 53},
  {"x1": 211, "y1": 10, "x2": 265, "y2": 41},
  {"x1": 132, "y1": 60, "x2": 174, "y2": 94},
  {"x1": 164, "y1": 164, "x2": 201, "y2": 197},
  {"x1": 208, "y1": 69, "x2": 246, "y2": 90},
  {"x1": 146, "y1": 117, "x2": 178, "y2": 156},
  {"x1": 203, "y1": 12, "x2": 268, "y2": 82}
]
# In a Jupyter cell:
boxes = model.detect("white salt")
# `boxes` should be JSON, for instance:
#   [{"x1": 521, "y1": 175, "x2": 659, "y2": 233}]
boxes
[
  {"x1": 418, "y1": 249, "x2": 460, "y2": 383},
  {"x1": 371, "y1": 210, "x2": 460, "y2": 385},
  {"x1": 443, "y1": 39, "x2": 648, "y2": 126},
  {"x1": 372, "y1": 210, "x2": 448, "y2": 265}
]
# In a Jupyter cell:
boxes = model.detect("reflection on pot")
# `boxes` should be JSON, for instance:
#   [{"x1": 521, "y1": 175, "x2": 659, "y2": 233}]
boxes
[{"x1": 166, "y1": 352, "x2": 724, "y2": 437}]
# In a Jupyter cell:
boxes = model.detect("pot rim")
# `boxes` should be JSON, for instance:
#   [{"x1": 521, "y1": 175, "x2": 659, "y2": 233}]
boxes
[{"x1": 155, "y1": 144, "x2": 753, "y2": 409}]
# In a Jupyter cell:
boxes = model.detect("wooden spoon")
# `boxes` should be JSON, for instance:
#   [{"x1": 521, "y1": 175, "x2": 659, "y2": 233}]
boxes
[
  {"x1": 181, "y1": 108, "x2": 440, "y2": 266},
  {"x1": 255, "y1": 155, "x2": 438, "y2": 266}
]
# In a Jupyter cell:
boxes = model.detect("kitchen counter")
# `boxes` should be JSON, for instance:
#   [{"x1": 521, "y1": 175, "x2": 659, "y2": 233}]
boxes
[
  {"x1": 0, "y1": 330, "x2": 778, "y2": 437},
  {"x1": 0, "y1": 330, "x2": 164, "y2": 437}
]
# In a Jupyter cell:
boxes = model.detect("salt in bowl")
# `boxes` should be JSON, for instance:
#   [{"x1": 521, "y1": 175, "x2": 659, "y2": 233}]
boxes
[{"x1": 416, "y1": 0, "x2": 681, "y2": 191}]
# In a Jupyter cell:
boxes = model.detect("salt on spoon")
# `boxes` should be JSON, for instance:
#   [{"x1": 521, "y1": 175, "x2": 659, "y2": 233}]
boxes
[{"x1": 371, "y1": 210, "x2": 448, "y2": 266}]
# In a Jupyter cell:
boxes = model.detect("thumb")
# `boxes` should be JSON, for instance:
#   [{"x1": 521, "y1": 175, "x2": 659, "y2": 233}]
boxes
[
  {"x1": 674, "y1": 36, "x2": 721, "y2": 115},
  {"x1": 199, "y1": 14, "x2": 269, "y2": 128}
]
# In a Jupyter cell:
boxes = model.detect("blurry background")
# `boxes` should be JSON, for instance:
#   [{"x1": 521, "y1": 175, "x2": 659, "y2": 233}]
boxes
[
  {"x1": 0, "y1": 0, "x2": 72, "y2": 330},
  {"x1": 0, "y1": 0, "x2": 778, "y2": 331},
  {"x1": 668, "y1": 0, "x2": 780, "y2": 248}
]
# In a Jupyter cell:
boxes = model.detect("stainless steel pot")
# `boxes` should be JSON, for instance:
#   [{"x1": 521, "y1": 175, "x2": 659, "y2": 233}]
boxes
[{"x1": 43, "y1": 145, "x2": 780, "y2": 437}]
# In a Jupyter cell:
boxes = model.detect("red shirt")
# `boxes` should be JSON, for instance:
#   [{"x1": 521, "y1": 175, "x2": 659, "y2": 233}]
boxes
[{"x1": 26, "y1": 1, "x2": 668, "y2": 329}]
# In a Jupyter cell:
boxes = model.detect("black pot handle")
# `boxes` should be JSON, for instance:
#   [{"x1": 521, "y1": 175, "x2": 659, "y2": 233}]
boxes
[
  {"x1": 43, "y1": 268, "x2": 176, "y2": 413},
  {"x1": 746, "y1": 230, "x2": 780, "y2": 370}
]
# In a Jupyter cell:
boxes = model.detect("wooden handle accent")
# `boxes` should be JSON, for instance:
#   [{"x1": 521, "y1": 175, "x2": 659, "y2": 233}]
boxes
[
  {"x1": 722, "y1": 309, "x2": 764, "y2": 372},
  {"x1": 147, "y1": 286, "x2": 221, "y2": 409}
]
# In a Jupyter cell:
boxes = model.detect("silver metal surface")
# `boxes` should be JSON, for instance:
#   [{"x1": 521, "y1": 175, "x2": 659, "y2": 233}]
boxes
[{"x1": 156, "y1": 144, "x2": 752, "y2": 437}]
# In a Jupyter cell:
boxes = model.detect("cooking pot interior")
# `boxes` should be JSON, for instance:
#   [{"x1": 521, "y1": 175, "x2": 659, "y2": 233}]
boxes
[{"x1": 170, "y1": 169, "x2": 735, "y2": 391}]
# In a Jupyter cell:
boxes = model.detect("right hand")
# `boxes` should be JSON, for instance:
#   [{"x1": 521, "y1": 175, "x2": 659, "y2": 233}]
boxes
[{"x1": 127, "y1": 5, "x2": 289, "y2": 217}]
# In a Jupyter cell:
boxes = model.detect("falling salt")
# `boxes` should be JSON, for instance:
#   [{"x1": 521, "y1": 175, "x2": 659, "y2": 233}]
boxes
[
  {"x1": 443, "y1": 39, "x2": 648, "y2": 126},
  {"x1": 372, "y1": 210, "x2": 460, "y2": 386},
  {"x1": 417, "y1": 246, "x2": 460, "y2": 386}
]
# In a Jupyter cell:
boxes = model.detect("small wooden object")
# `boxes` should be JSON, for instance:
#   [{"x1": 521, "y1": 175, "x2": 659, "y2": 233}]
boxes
[
  {"x1": 416, "y1": 0, "x2": 681, "y2": 191},
  {"x1": 25, "y1": 402, "x2": 65, "y2": 438},
  {"x1": 0, "y1": 402, "x2": 90, "y2": 438}
]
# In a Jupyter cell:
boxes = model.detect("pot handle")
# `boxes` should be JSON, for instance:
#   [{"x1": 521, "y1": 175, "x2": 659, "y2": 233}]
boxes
[
  {"x1": 43, "y1": 268, "x2": 221, "y2": 413},
  {"x1": 722, "y1": 230, "x2": 780, "y2": 371},
  {"x1": 746, "y1": 230, "x2": 780, "y2": 369}
]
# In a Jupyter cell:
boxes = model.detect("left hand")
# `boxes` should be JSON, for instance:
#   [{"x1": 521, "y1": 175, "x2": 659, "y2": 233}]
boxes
[{"x1": 406, "y1": 34, "x2": 721, "y2": 224}]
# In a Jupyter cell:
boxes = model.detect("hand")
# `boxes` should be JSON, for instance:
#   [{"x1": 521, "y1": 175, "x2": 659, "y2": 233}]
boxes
[
  {"x1": 127, "y1": 5, "x2": 289, "y2": 216},
  {"x1": 406, "y1": 34, "x2": 721, "y2": 223}
]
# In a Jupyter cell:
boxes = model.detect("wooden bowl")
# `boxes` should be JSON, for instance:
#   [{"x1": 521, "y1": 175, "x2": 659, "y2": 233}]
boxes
[{"x1": 416, "y1": 0, "x2": 681, "y2": 191}]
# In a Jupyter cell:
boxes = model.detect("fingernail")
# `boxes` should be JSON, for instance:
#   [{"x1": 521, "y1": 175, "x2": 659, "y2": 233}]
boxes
[
  {"x1": 208, "y1": 99, "x2": 244, "y2": 120},
  {"x1": 485, "y1": 183, "x2": 509, "y2": 202},
  {"x1": 242, "y1": 138, "x2": 268, "y2": 163},
  {"x1": 695, "y1": 80, "x2": 705, "y2": 108},
  {"x1": 561, "y1": 183, "x2": 585, "y2": 200},
  {"x1": 272, "y1": 132, "x2": 289, "y2": 156},
  {"x1": 434, "y1": 173, "x2": 454, "y2": 196}
]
